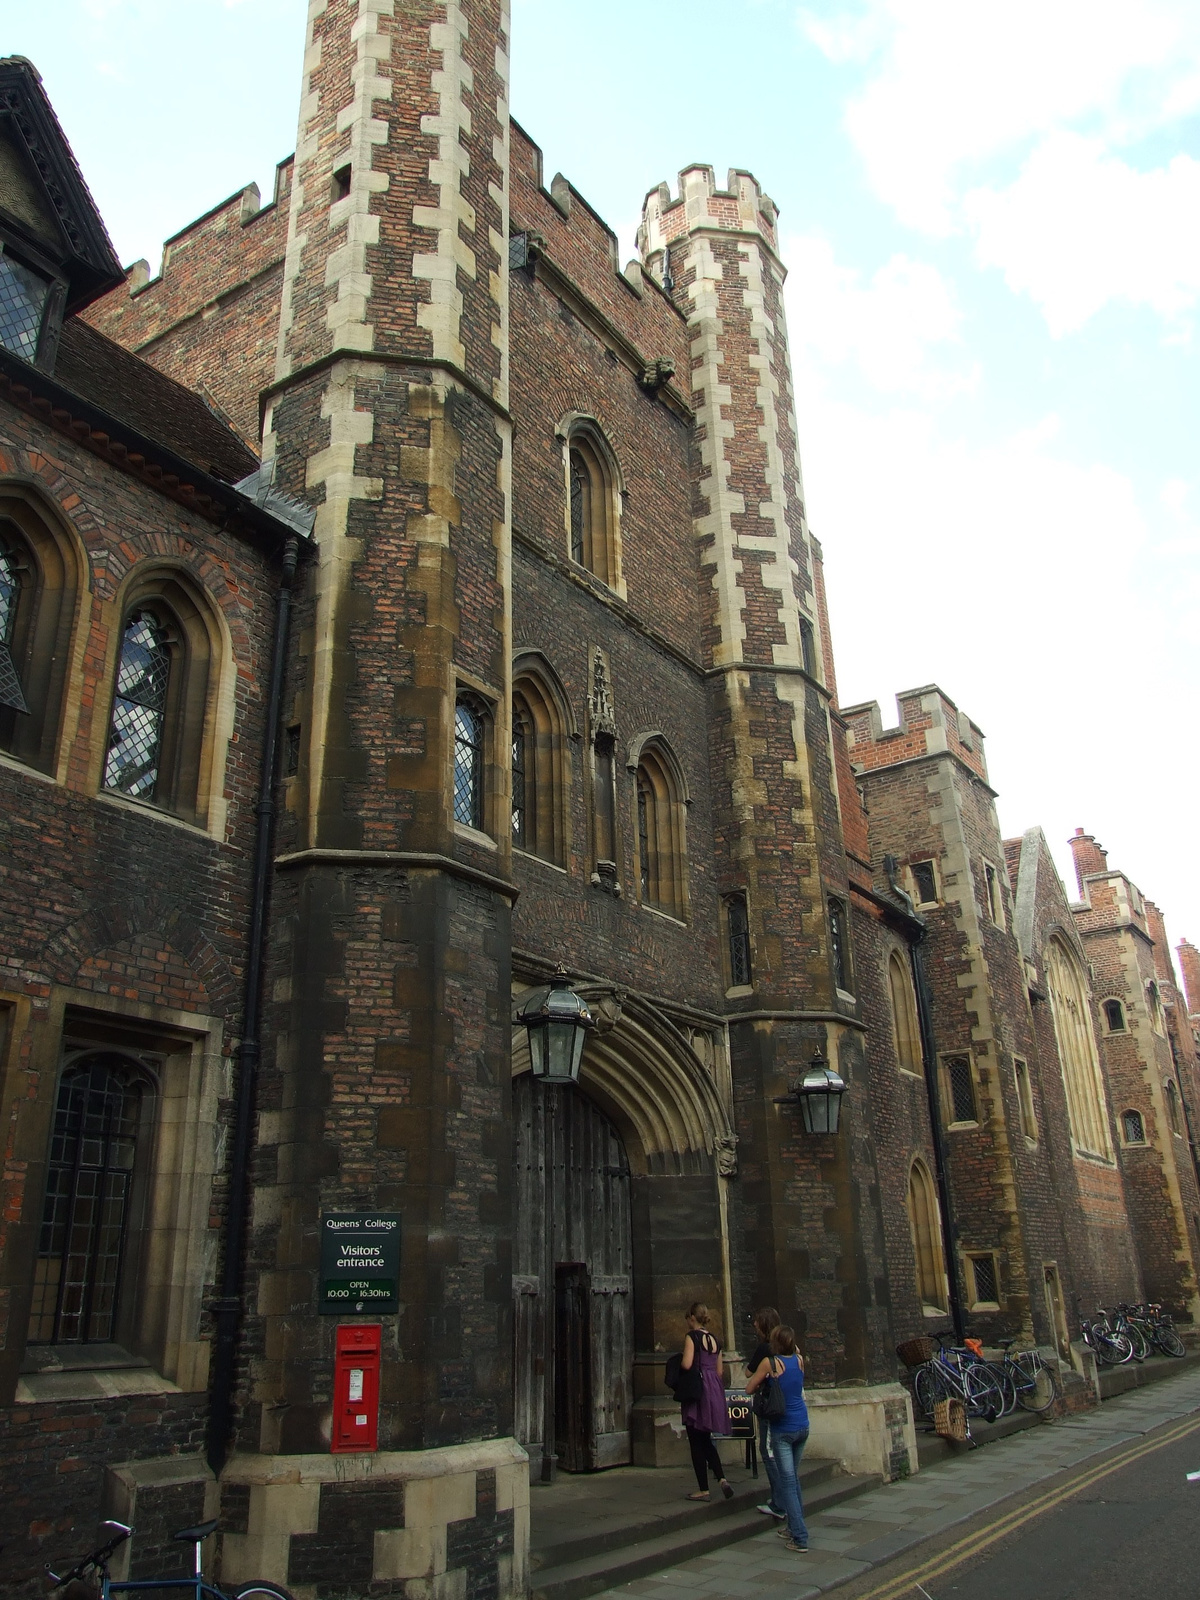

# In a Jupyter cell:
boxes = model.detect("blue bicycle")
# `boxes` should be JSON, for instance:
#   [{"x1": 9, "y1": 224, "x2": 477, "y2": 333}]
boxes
[{"x1": 46, "y1": 1518, "x2": 293, "y2": 1600}]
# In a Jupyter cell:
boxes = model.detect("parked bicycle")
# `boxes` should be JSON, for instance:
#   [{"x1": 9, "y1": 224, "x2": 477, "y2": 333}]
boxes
[
  {"x1": 990, "y1": 1338, "x2": 1060, "y2": 1413},
  {"x1": 1126, "y1": 1301, "x2": 1187, "y2": 1359},
  {"x1": 1080, "y1": 1307, "x2": 1134, "y2": 1366},
  {"x1": 46, "y1": 1518, "x2": 293, "y2": 1600},
  {"x1": 910, "y1": 1334, "x2": 1005, "y2": 1424}
]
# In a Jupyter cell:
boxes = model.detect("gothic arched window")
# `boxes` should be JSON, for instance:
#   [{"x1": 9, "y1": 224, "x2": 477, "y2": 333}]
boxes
[
  {"x1": 511, "y1": 656, "x2": 571, "y2": 865},
  {"x1": 28, "y1": 1055, "x2": 150, "y2": 1345},
  {"x1": 1045, "y1": 935, "x2": 1113, "y2": 1160},
  {"x1": 104, "y1": 611, "x2": 171, "y2": 801},
  {"x1": 635, "y1": 741, "x2": 687, "y2": 920},
  {"x1": 101, "y1": 571, "x2": 228, "y2": 827},
  {"x1": 1102, "y1": 999, "x2": 1126, "y2": 1032},
  {"x1": 0, "y1": 491, "x2": 82, "y2": 772},
  {"x1": 453, "y1": 695, "x2": 486, "y2": 831},
  {"x1": 906, "y1": 1158, "x2": 946, "y2": 1315},
  {"x1": 564, "y1": 428, "x2": 621, "y2": 589},
  {"x1": 888, "y1": 950, "x2": 922, "y2": 1074}
]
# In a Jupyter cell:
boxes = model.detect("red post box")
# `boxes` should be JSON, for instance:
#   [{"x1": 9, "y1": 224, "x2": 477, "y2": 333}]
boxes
[{"x1": 332, "y1": 1323, "x2": 381, "y2": 1452}]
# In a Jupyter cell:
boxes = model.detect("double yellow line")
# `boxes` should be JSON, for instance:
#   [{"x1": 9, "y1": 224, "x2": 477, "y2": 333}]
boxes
[{"x1": 852, "y1": 1411, "x2": 1200, "y2": 1600}]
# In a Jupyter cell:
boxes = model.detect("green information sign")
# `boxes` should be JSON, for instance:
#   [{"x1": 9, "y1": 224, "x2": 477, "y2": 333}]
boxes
[{"x1": 319, "y1": 1212, "x2": 401, "y2": 1315}]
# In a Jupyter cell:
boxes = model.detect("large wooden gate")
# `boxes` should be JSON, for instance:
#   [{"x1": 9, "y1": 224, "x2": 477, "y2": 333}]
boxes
[{"x1": 513, "y1": 1074, "x2": 633, "y2": 1470}]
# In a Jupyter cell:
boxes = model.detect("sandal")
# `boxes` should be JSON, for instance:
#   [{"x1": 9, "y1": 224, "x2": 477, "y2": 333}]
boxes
[{"x1": 685, "y1": 1490, "x2": 710, "y2": 1501}]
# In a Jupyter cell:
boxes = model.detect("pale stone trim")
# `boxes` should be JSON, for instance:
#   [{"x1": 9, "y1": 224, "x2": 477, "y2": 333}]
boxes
[{"x1": 415, "y1": 1, "x2": 476, "y2": 370}]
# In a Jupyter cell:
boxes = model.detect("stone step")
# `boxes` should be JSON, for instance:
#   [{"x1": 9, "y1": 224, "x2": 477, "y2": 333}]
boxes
[{"x1": 529, "y1": 1470, "x2": 879, "y2": 1600}]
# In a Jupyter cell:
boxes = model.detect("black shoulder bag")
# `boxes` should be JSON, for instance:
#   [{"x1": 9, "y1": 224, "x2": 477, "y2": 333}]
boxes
[
  {"x1": 665, "y1": 1331, "x2": 705, "y2": 1404},
  {"x1": 752, "y1": 1356, "x2": 787, "y2": 1420}
]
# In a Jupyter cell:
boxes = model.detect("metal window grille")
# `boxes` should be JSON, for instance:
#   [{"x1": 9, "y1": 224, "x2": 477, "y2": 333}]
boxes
[
  {"x1": 727, "y1": 895, "x2": 752, "y2": 987},
  {"x1": 911, "y1": 861, "x2": 937, "y2": 904},
  {"x1": 945, "y1": 1055, "x2": 977, "y2": 1123},
  {"x1": 27, "y1": 1057, "x2": 143, "y2": 1344},
  {"x1": 511, "y1": 717, "x2": 527, "y2": 847},
  {"x1": 569, "y1": 451, "x2": 587, "y2": 566},
  {"x1": 970, "y1": 1254, "x2": 998, "y2": 1304},
  {"x1": 0, "y1": 252, "x2": 49, "y2": 361},
  {"x1": 103, "y1": 612, "x2": 170, "y2": 799},
  {"x1": 1122, "y1": 1109, "x2": 1145, "y2": 1144}
]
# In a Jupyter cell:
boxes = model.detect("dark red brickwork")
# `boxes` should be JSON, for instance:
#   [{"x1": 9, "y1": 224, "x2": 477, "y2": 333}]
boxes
[
  {"x1": 82, "y1": 161, "x2": 293, "y2": 447},
  {"x1": 0, "y1": 410, "x2": 285, "y2": 1594}
]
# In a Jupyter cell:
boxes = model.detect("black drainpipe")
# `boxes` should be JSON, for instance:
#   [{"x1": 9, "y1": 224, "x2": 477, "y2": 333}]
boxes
[
  {"x1": 206, "y1": 533, "x2": 300, "y2": 1475},
  {"x1": 883, "y1": 856, "x2": 967, "y2": 1343}
]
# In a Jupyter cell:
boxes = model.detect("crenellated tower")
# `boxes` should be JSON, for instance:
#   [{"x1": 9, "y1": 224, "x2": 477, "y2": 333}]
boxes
[
  {"x1": 228, "y1": 3, "x2": 527, "y2": 1594},
  {"x1": 640, "y1": 168, "x2": 889, "y2": 1381}
]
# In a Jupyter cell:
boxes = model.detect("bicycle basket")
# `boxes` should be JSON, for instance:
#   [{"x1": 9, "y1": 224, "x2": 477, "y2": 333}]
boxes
[
  {"x1": 896, "y1": 1336, "x2": 936, "y2": 1368},
  {"x1": 933, "y1": 1397, "x2": 968, "y2": 1442}
]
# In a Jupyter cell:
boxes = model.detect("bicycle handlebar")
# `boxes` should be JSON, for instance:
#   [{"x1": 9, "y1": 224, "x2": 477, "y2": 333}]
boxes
[{"x1": 46, "y1": 1523, "x2": 133, "y2": 1587}]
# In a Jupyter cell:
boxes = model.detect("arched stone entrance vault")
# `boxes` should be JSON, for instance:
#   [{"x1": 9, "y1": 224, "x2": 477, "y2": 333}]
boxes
[{"x1": 512, "y1": 983, "x2": 737, "y2": 1471}]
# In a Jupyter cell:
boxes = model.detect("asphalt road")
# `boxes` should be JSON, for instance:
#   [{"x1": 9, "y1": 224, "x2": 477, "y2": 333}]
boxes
[{"x1": 835, "y1": 1413, "x2": 1200, "y2": 1600}]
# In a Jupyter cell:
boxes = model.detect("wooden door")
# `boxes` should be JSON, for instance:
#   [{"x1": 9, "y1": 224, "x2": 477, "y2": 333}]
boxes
[{"x1": 513, "y1": 1074, "x2": 633, "y2": 1470}]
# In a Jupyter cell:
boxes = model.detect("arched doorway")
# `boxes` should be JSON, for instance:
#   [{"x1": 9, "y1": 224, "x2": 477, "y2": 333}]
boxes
[{"x1": 513, "y1": 1073, "x2": 633, "y2": 1471}]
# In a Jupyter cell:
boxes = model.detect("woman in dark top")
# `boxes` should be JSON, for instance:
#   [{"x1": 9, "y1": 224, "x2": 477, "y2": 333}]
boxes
[
  {"x1": 746, "y1": 1323, "x2": 809, "y2": 1552},
  {"x1": 748, "y1": 1306, "x2": 784, "y2": 1520},
  {"x1": 678, "y1": 1302, "x2": 733, "y2": 1500}
]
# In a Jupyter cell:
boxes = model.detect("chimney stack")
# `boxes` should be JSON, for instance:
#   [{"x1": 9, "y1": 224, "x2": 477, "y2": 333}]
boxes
[{"x1": 1068, "y1": 828, "x2": 1107, "y2": 896}]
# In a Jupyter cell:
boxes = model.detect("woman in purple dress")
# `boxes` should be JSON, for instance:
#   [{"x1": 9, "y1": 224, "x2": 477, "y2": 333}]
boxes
[{"x1": 679, "y1": 1302, "x2": 733, "y2": 1500}]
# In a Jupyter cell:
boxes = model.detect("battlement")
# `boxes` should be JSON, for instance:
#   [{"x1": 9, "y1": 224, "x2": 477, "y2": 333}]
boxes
[
  {"x1": 1067, "y1": 828, "x2": 1151, "y2": 932},
  {"x1": 637, "y1": 164, "x2": 779, "y2": 275},
  {"x1": 841, "y1": 685, "x2": 988, "y2": 783}
]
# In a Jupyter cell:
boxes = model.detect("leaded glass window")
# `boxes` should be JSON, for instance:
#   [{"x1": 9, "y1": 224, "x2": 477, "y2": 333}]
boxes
[
  {"x1": 1122, "y1": 1109, "x2": 1145, "y2": 1144},
  {"x1": 637, "y1": 777, "x2": 650, "y2": 900},
  {"x1": 0, "y1": 251, "x2": 50, "y2": 362},
  {"x1": 28, "y1": 1056, "x2": 144, "y2": 1344},
  {"x1": 512, "y1": 714, "x2": 527, "y2": 847},
  {"x1": 727, "y1": 894, "x2": 752, "y2": 987},
  {"x1": 911, "y1": 860, "x2": 938, "y2": 905},
  {"x1": 454, "y1": 697, "x2": 484, "y2": 829},
  {"x1": 104, "y1": 611, "x2": 171, "y2": 799},
  {"x1": 0, "y1": 542, "x2": 28, "y2": 713},
  {"x1": 829, "y1": 897, "x2": 850, "y2": 991},
  {"x1": 569, "y1": 450, "x2": 588, "y2": 566},
  {"x1": 944, "y1": 1055, "x2": 977, "y2": 1124},
  {"x1": 969, "y1": 1253, "x2": 998, "y2": 1305}
]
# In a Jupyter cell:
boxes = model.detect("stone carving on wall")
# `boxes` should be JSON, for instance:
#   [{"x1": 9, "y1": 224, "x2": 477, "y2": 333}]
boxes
[{"x1": 589, "y1": 648, "x2": 616, "y2": 738}]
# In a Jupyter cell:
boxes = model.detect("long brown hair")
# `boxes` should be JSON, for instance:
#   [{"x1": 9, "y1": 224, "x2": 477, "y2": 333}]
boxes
[
  {"x1": 770, "y1": 1324, "x2": 798, "y2": 1356},
  {"x1": 753, "y1": 1306, "x2": 781, "y2": 1341},
  {"x1": 687, "y1": 1301, "x2": 711, "y2": 1327}
]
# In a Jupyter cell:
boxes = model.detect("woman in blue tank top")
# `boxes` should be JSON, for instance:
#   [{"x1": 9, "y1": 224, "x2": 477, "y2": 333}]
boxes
[{"x1": 746, "y1": 1324, "x2": 809, "y2": 1552}]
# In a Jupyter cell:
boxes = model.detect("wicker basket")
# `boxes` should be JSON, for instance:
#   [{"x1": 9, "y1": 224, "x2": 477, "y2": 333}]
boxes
[
  {"x1": 896, "y1": 1336, "x2": 936, "y2": 1368},
  {"x1": 933, "y1": 1397, "x2": 968, "y2": 1442}
]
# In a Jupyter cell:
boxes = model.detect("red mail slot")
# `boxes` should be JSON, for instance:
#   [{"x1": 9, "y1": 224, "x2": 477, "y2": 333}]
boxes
[{"x1": 332, "y1": 1323, "x2": 381, "y2": 1452}]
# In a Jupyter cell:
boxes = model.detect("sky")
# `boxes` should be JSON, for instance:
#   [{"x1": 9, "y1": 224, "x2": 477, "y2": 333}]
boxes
[{"x1": 9, "y1": 1, "x2": 1200, "y2": 966}]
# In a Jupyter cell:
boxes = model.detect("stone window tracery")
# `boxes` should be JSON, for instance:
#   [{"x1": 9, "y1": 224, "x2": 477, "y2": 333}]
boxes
[
  {"x1": 1045, "y1": 934, "x2": 1113, "y2": 1160},
  {"x1": 0, "y1": 491, "x2": 82, "y2": 773},
  {"x1": 634, "y1": 741, "x2": 687, "y2": 920},
  {"x1": 512, "y1": 655, "x2": 571, "y2": 866},
  {"x1": 888, "y1": 950, "x2": 922, "y2": 1075},
  {"x1": 563, "y1": 426, "x2": 621, "y2": 589}
]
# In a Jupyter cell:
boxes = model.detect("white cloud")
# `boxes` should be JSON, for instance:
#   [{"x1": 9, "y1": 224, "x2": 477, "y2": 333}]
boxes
[
  {"x1": 802, "y1": 0, "x2": 1200, "y2": 234},
  {"x1": 966, "y1": 134, "x2": 1200, "y2": 336},
  {"x1": 784, "y1": 235, "x2": 975, "y2": 397}
]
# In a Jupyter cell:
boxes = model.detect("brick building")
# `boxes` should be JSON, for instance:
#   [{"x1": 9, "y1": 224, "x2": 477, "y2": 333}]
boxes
[{"x1": 0, "y1": 13, "x2": 1193, "y2": 1598}]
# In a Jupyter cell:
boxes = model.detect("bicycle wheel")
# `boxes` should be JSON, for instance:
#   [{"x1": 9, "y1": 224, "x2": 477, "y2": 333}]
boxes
[
  {"x1": 1110, "y1": 1331, "x2": 1135, "y2": 1364},
  {"x1": 1124, "y1": 1322, "x2": 1149, "y2": 1361},
  {"x1": 1154, "y1": 1325, "x2": 1187, "y2": 1358},
  {"x1": 232, "y1": 1584, "x2": 297, "y2": 1600},
  {"x1": 1013, "y1": 1355, "x2": 1059, "y2": 1414},
  {"x1": 963, "y1": 1363, "x2": 1004, "y2": 1421},
  {"x1": 983, "y1": 1360, "x2": 1017, "y2": 1416},
  {"x1": 913, "y1": 1363, "x2": 943, "y2": 1419}
]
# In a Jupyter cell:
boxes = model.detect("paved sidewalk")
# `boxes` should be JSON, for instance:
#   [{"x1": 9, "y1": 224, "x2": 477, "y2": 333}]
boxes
[{"x1": 592, "y1": 1366, "x2": 1200, "y2": 1600}]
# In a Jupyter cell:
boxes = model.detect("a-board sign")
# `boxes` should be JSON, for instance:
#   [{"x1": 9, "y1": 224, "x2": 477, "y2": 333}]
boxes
[
  {"x1": 724, "y1": 1388, "x2": 755, "y2": 1439},
  {"x1": 319, "y1": 1213, "x2": 401, "y2": 1315}
]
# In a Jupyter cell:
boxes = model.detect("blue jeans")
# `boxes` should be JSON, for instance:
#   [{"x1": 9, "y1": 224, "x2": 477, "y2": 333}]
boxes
[
  {"x1": 758, "y1": 1415, "x2": 784, "y2": 1512},
  {"x1": 769, "y1": 1424, "x2": 810, "y2": 1545}
]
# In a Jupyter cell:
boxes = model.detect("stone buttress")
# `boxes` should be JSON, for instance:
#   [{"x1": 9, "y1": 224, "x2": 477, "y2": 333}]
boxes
[
  {"x1": 222, "y1": 3, "x2": 527, "y2": 1596},
  {"x1": 639, "y1": 169, "x2": 893, "y2": 1391}
]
